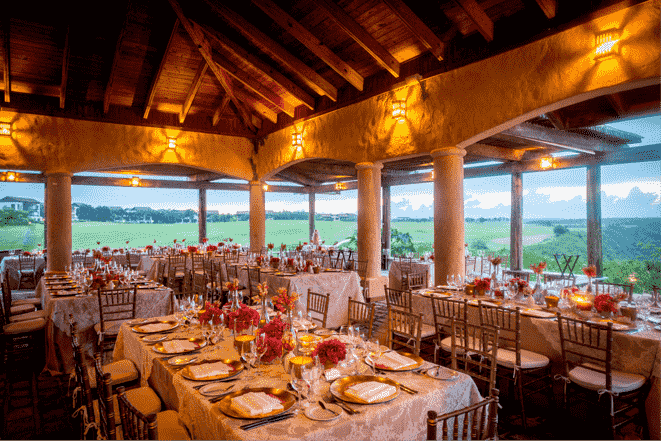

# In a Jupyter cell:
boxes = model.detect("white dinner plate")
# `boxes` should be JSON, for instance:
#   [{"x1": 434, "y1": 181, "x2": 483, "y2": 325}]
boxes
[
  {"x1": 305, "y1": 403, "x2": 342, "y2": 421},
  {"x1": 140, "y1": 334, "x2": 167, "y2": 344},
  {"x1": 426, "y1": 367, "x2": 460, "y2": 381}
]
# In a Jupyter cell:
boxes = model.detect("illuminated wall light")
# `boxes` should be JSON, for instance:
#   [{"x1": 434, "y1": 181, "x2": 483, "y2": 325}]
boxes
[
  {"x1": 335, "y1": 182, "x2": 347, "y2": 191},
  {"x1": 5, "y1": 171, "x2": 16, "y2": 182},
  {"x1": 292, "y1": 132, "x2": 303, "y2": 152},
  {"x1": 540, "y1": 157, "x2": 555, "y2": 170},
  {"x1": 392, "y1": 100, "x2": 406, "y2": 123},
  {"x1": 167, "y1": 138, "x2": 177, "y2": 150},
  {"x1": 594, "y1": 31, "x2": 620, "y2": 61},
  {"x1": 130, "y1": 176, "x2": 141, "y2": 187},
  {"x1": 263, "y1": 184, "x2": 269, "y2": 192},
  {"x1": 0, "y1": 123, "x2": 10, "y2": 136}
]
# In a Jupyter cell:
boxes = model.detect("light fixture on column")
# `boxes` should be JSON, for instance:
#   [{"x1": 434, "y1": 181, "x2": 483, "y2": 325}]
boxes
[
  {"x1": 130, "y1": 176, "x2": 141, "y2": 187},
  {"x1": 4, "y1": 171, "x2": 16, "y2": 182},
  {"x1": 594, "y1": 31, "x2": 619, "y2": 61},
  {"x1": 539, "y1": 157, "x2": 555, "y2": 170},
  {"x1": 0, "y1": 123, "x2": 10, "y2": 136},
  {"x1": 263, "y1": 184, "x2": 269, "y2": 191},
  {"x1": 335, "y1": 182, "x2": 347, "y2": 191},
  {"x1": 392, "y1": 100, "x2": 406, "y2": 123},
  {"x1": 167, "y1": 137, "x2": 177, "y2": 150},
  {"x1": 292, "y1": 132, "x2": 302, "y2": 152}
]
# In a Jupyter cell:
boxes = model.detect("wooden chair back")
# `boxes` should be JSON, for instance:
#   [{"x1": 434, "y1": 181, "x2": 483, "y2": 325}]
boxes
[
  {"x1": 431, "y1": 296, "x2": 468, "y2": 347},
  {"x1": 306, "y1": 289, "x2": 330, "y2": 328},
  {"x1": 354, "y1": 260, "x2": 368, "y2": 279},
  {"x1": 72, "y1": 254, "x2": 87, "y2": 266},
  {"x1": 18, "y1": 254, "x2": 36, "y2": 271},
  {"x1": 347, "y1": 297, "x2": 375, "y2": 339},
  {"x1": 594, "y1": 281, "x2": 633, "y2": 299},
  {"x1": 70, "y1": 318, "x2": 96, "y2": 440},
  {"x1": 402, "y1": 271, "x2": 427, "y2": 291},
  {"x1": 1, "y1": 278, "x2": 13, "y2": 324},
  {"x1": 246, "y1": 266, "x2": 262, "y2": 304},
  {"x1": 450, "y1": 318, "x2": 499, "y2": 397},
  {"x1": 543, "y1": 273, "x2": 576, "y2": 285},
  {"x1": 126, "y1": 253, "x2": 140, "y2": 269},
  {"x1": 94, "y1": 352, "x2": 117, "y2": 440},
  {"x1": 384, "y1": 286, "x2": 412, "y2": 312},
  {"x1": 387, "y1": 306, "x2": 423, "y2": 356},
  {"x1": 427, "y1": 389, "x2": 499, "y2": 441},
  {"x1": 465, "y1": 257, "x2": 477, "y2": 275},
  {"x1": 226, "y1": 263, "x2": 240, "y2": 281},
  {"x1": 116, "y1": 386, "x2": 157, "y2": 440},
  {"x1": 203, "y1": 259, "x2": 222, "y2": 303},
  {"x1": 478, "y1": 303, "x2": 522, "y2": 367},
  {"x1": 167, "y1": 255, "x2": 187, "y2": 290},
  {"x1": 97, "y1": 287, "x2": 137, "y2": 351},
  {"x1": 502, "y1": 269, "x2": 530, "y2": 282},
  {"x1": 398, "y1": 256, "x2": 414, "y2": 274},
  {"x1": 225, "y1": 249, "x2": 240, "y2": 264},
  {"x1": 190, "y1": 254, "x2": 206, "y2": 273}
]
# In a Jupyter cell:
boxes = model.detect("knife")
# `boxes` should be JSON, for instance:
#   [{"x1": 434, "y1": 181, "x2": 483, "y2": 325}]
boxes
[
  {"x1": 240, "y1": 412, "x2": 296, "y2": 430},
  {"x1": 390, "y1": 380, "x2": 418, "y2": 394}
]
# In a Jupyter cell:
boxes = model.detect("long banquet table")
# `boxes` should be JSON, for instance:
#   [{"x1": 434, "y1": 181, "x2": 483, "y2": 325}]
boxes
[
  {"x1": 113, "y1": 316, "x2": 482, "y2": 440},
  {"x1": 139, "y1": 253, "x2": 248, "y2": 284},
  {"x1": 38, "y1": 278, "x2": 173, "y2": 374}
]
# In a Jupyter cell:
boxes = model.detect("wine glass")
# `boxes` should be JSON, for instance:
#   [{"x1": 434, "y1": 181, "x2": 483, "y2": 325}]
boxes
[
  {"x1": 289, "y1": 363, "x2": 310, "y2": 413},
  {"x1": 306, "y1": 311, "x2": 313, "y2": 332},
  {"x1": 368, "y1": 338, "x2": 383, "y2": 375},
  {"x1": 636, "y1": 294, "x2": 651, "y2": 331},
  {"x1": 456, "y1": 274, "x2": 463, "y2": 289}
]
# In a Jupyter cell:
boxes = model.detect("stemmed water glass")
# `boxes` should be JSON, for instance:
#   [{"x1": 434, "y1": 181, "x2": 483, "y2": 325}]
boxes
[
  {"x1": 636, "y1": 294, "x2": 652, "y2": 331},
  {"x1": 290, "y1": 363, "x2": 311, "y2": 411},
  {"x1": 368, "y1": 338, "x2": 383, "y2": 375}
]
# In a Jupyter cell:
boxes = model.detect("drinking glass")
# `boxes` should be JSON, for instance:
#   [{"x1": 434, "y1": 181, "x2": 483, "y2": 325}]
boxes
[
  {"x1": 368, "y1": 338, "x2": 383, "y2": 375},
  {"x1": 290, "y1": 363, "x2": 310, "y2": 412},
  {"x1": 636, "y1": 294, "x2": 652, "y2": 331},
  {"x1": 456, "y1": 274, "x2": 463, "y2": 289}
]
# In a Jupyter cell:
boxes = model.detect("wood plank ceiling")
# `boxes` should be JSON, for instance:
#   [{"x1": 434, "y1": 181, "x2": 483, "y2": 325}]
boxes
[{"x1": 0, "y1": 0, "x2": 657, "y2": 184}]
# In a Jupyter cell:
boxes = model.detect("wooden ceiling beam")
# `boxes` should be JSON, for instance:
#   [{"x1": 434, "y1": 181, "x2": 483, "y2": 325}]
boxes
[
  {"x1": 179, "y1": 61, "x2": 208, "y2": 124},
  {"x1": 200, "y1": 24, "x2": 315, "y2": 110},
  {"x1": 497, "y1": 122, "x2": 622, "y2": 154},
  {"x1": 607, "y1": 93, "x2": 627, "y2": 117},
  {"x1": 144, "y1": 19, "x2": 179, "y2": 119},
  {"x1": 311, "y1": 0, "x2": 399, "y2": 78},
  {"x1": 103, "y1": 4, "x2": 131, "y2": 114},
  {"x1": 534, "y1": 0, "x2": 557, "y2": 19},
  {"x1": 382, "y1": 0, "x2": 445, "y2": 61},
  {"x1": 189, "y1": 172, "x2": 225, "y2": 182},
  {"x1": 2, "y1": 19, "x2": 11, "y2": 103},
  {"x1": 465, "y1": 143, "x2": 526, "y2": 162},
  {"x1": 453, "y1": 0, "x2": 494, "y2": 42},
  {"x1": 251, "y1": 0, "x2": 364, "y2": 91},
  {"x1": 59, "y1": 26, "x2": 70, "y2": 109},
  {"x1": 168, "y1": 0, "x2": 256, "y2": 133},
  {"x1": 212, "y1": 95, "x2": 231, "y2": 127},
  {"x1": 232, "y1": 87, "x2": 278, "y2": 124},
  {"x1": 544, "y1": 111, "x2": 566, "y2": 130},
  {"x1": 0, "y1": 79, "x2": 59, "y2": 97},
  {"x1": 204, "y1": 0, "x2": 337, "y2": 101},
  {"x1": 277, "y1": 169, "x2": 324, "y2": 187}
]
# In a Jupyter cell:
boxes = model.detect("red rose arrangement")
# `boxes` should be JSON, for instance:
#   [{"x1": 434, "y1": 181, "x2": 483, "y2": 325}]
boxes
[
  {"x1": 530, "y1": 261, "x2": 547, "y2": 274},
  {"x1": 187, "y1": 245, "x2": 198, "y2": 253},
  {"x1": 22, "y1": 251, "x2": 31, "y2": 256},
  {"x1": 206, "y1": 245, "x2": 217, "y2": 252},
  {"x1": 227, "y1": 304, "x2": 259, "y2": 332},
  {"x1": 593, "y1": 294, "x2": 619, "y2": 314},
  {"x1": 582, "y1": 265, "x2": 597, "y2": 278},
  {"x1": 218, "y1": 242, "x2": 225, "y2": 247},
  {"x1": 267, "y1": 243, "x2": 274, "y2": 250},
  {"x1": 260, "y1": 315, "x2": 287, "y2": 338},
  {"x1": 101, "y1": 256, "x2": 112, "y2": 264},
  {"x1": 489, "y1": 256, "x2": 502, "y2": 266},
  {"x1": 112, "y1": 248, "x2": 119, "y2": 254},
  {"x1": 510, "y1": 278, "x2": 528, "y2": 289},
  {"x1": 295, "y1": 245, "x2": 303, "y2": 252},
  {"x1": 228, "y1": 238, "x2": 233, "y2": 242},
  {"x1": 198, "y1": 301, "x2": 224, "y2": 325},
  {"x1": 93, "y1": 250, "x2": 102, "y2": 259},
  {"x1": 311, "y1": 338, "x2": 346, "y2": 365},
  {"x1": 430, "y1": 254, "x2": 434, "y2": 261},
  {"x1": 232, "y1": 243, "x2": 240, "y2": 249},
  {"x1": 256, "y1": 255, "x2": 264, "y2": 265},
  {"x1": 272, "y1": 287, "x2": 299, "y2": 313},
  {"x1": 561, "y1": 287, "x2": 580, "y2": 297},
  {"x1": 494, "y1": 289, "x2": 504, "y2": 298},
  {"x1": 255, "y1": 333, "x2": 294, "y2": 363},
  {"x1": 280, "y1": 243, "x2": 287, "y2": 251},
  {"x1": 303, "y1": 242, "x2": 308, "y2": 245},
  {"x1": 102, "y1": 246, "x2": 110, "y2": 252},
  {"x1": 286, "y1": 258, "x2": 295, "y2": 267},
  {"x1": 173, "y1": 239, "x2": 177, "y2": 244},
  {"x1": 97, "y1": 241, "x2": 101, "y2": 246},
  {"x1": 145, "y1": 245, "x2": 153, "y2": 250},
  {"x1": 270, "y1": 256, "x2": 280, "y2": 265},
  {"x1": 474, "y1": 277, "x2": 491, "y2": 291},
  {"x1": 84, "y1": 249, "x2": 90, "y2": 254},
  {"x1": 223, "y1": 278, "x2": 241, "y2": 292},
  {"x1": 305, "y1": 259, "x2": 313, "y2": 271},
  {"x1": 202, "y1": 238, "x2": 208, "y2": 243},
  {"x1": 179, "y1": 250, "x2": 186, "y2": 254}
]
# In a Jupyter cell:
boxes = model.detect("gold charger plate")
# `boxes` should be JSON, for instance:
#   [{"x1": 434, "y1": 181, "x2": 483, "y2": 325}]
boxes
[
  {"x1": 330, "y1": 375, "x2": 400, "y2": 404},
  {"x1": 131, "y1": 320, "x2": 179, "y2": 334},
  {"x1": 51, "y1": 290, "x2": 81, "y2": 297},
  {"x1": 180, "y1": 359, "x2": 243, "y2": 381},
  {"x1": 323, "y1": 268, "x2": 343, "y2": 272},
  {"x1": 217, "y1": 387, "x2": 295, "y2": 419},
  {"x1": 367, "y1": 351, "x2": 424, "y2": 372},
  {"x1": 520, "y1": 308, "x2": 556, "y2": 319},
  {"x1": 589, "y1": 318, "x2": 637, "y2": 332},
  {"x1": 152, "y1": 337, "x2": 206, "y2": 355}
]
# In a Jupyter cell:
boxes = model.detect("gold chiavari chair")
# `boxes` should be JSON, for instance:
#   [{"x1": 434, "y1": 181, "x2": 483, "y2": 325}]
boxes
[
  {"x1": 386, "y1": 306, "x2": 423, "y2": 356},
  {"x1": 402, "y1": 271, "x2": 427, "y2": 291},
  {"x1": 430, "y1": 297, "x2": 469, "y2": 366},
  {"x1": 347, "y1": 296, "x2": 375, "y2": 339},
  {"x1": 95, "y1": 286, "x2": 137, "y2": 354},
  {"x1": 306, "y1": 289, "x2": 330, "y2": 328},
  {"x1": 450, "y1": 318, "x2": 499, "y2": 398},
  {"x1": 116, "y1": 386, "x2": 190, "y2": 440},
  {"x1": 427, "y1": 389, "x2": 499, "y2": 441},
  {"x1": 17, "y1": 254, "x2": 37, "y2": 289}
]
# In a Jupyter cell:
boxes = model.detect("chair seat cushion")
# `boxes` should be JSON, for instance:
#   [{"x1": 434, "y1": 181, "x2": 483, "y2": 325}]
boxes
[
  {"x1": 94, "y1": 320, "x2": 127, "y2": 336},
  {"x1": 3, "y1": 318, "x2": 46, "y2": 334},
  {"x1": 569, "y1": 363, "x2": 646, "y2": 394},
  {"x1": 12, "y1": 297, "x2": 42, "y2": 306},
  {"x1": 87, "y1": 359, "x2": 139, "y2": 389},
  {"x1": 95, "y1": 386, "x2": 162, "y2": 426},
  {"x1": 496, "y1": 348, "x2": 550, "y2": 369},
  {"x1": 8, "y1": 309, "x2": 47, "y2": 323},
  {"x1": 440, "y1": 335, "x2": 482, "y2": 354},
  {"x1": 156, "y1": 410, "x2": 191, "y2": 440},
  {"x1": 10, "y1": 304, "x2": 36, "y2": 315}
]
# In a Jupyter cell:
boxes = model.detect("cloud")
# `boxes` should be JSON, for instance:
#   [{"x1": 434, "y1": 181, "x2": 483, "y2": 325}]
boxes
[{"x1": 534, "y1": 186, "x2": 586, "y2": 202}]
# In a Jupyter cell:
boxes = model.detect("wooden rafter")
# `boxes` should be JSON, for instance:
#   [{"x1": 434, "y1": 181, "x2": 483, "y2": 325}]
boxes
[
  {"x1": 454, "y1": 0, "x2": 494, "y2": 42},
  {"x1": 204, "y1": 0, "x2": 337, "y2": 101},
  {"x1": 59, "y1": 26, "x2": 70, "y2": 109},
  {"x1": 179, "y1": 60, "x2": 208, "y2": 124},
  {"x1": 535, "y1": 0, "x2": 557, "y2": 19},
  {"x1": 278, "y1": 169, "x2": 324, "y2": 187},
  {"x1": 465, "y1": 144, "x2": 526, "y2": 162},
  {"x1": 544, "y1": 111, "x2": 566, "y2": 130},
  {"x1": 144, "y1": 19, "x2": 179, "y2": 119},
  {"x1": 296, "y1": 162, "x2": 357, "y2": 177},
  {"x1": 168, "y1": 0, "x2": 257, "y2": 132},
  {"x1": 607, "y1": 94, "x2": 627, "y2": 117},
  {"x1": 212, "y1": 95, "x2": 231, "y2": 126},
  {"x1": 103, "y1": 3, "x2": 131, "y2": 114},
  {"x1": 251, "y1": 0, "x2": 364, "y2": 91},
  {"x1": 200, "y1": 24, "x2": 315, "y2": 110},
  {"x1": 2, "y1": 19, "x2": 10, "y2": 103},
  {"x1": 233, "y1": 87, "x2": 278, "y2": 124},
  {"x1": 382, "y1": 0, "x2": 445, "y2": 61},
  {"x1": 498, "y1": 122, "x2": 622, "y2": 154},
  {"x1": 311, "y1": 0, "x2": 399, "y2": 78}
]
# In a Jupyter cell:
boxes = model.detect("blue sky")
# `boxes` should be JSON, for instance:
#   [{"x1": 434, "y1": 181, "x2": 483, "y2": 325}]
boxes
[{"x1": 1, "y1": 116, "x2": 659, "y2": 219}]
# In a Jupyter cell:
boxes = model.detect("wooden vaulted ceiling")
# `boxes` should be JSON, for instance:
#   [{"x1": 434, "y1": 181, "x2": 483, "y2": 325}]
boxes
[{"x1": 0, "y1": 0, "x2": 658, "y2": 184}]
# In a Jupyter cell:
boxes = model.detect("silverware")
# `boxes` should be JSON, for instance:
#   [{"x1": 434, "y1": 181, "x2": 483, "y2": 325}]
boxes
[
  {"x1": 239, "y1": 412, "x2": 296, "y2": 430},
  {"x1": 318, "y1": 400, "x2": 339, "y2": 417},
  {"x1": 194, "y1": 381, "x2": 235, "y2": 391},
  {"x1": 208, "y1": 389, "x2": 237, "y2": 403},
  {"x1": 326, "y1": 395, "x2": 359, "y2": 415}
]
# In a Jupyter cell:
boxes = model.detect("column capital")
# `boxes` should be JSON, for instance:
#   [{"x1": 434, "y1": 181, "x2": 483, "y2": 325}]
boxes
[
  {"x1": 44, "y1": 171, "x2": 73, "y2": 178},
  {"x1": 431, "y1": 147, "x2": 466, "y2": 158},
  {"x1": 249, "y1": 180, "x2": 263, "y2": 187},
  {"x1": 355, "y1": 162, "x2": 383, "y2": 171}
]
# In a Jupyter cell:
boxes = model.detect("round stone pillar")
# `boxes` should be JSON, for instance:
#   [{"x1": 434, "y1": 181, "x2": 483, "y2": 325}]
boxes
[
  {"x1": 45, "y1": 172, "x2": 72, "y2": 273},
  {"x1": 356, "y1": 162, "x2": 383, "y2": 281},
  {"x1": 432, "y1": 147, "x2": 466, "y2": 286},
  {"x1": 249, "y1": 181, "x2": 266, "y2": 253}
]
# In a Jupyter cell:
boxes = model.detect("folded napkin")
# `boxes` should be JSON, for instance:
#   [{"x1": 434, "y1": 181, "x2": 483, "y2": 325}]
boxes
[
  {"x1": 161, "y1": 340, "x2": 197, "y2": 353},
  {"x1": 335, "y1": 334, "x2": 360, "y2": 346},
  {"x1": 293, "y1": 318, "x2": 313, "y2": 328},
  {"x1": 374, "y1": 352, "x2": 417, "y2": 370},
  {"x1": 230, "y1": 392, "x2": 284, "y2": 416},
  {"x1": 188, "y1": 361, "x2": 231, "y2": 380},
  {"x1": 345, "y1": 381, "x2": 397, "y2": 403},
  {"x1": 139, "y1": 323, "x2": 174, "y2": 333}
]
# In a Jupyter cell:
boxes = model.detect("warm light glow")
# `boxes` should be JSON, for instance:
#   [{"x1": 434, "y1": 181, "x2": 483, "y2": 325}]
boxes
[
  {"x1": 167, "y1": 138, "x2": 177, "y2": 150},
  {"x1": 0, "y1": 123, "x2": 10, "y2": 136},
  {"x1": 335, "y1": 182, "x2": 347, "y2": 191},
  {"x1": 292, "y1": 132, "x2": 302, "y2": 152},
  {"x1": 263, "y1": 184, "x2": 269, "y2": 191},
  {"x1": 5, "y1": 171, "x2": 16, "y2": 182},
  {"x1": 392, "y1": 100, "x2": 406, "y2": 123},
  {"x1": 594, "y1": 31, "x2": 619, "y2": 60},
  {"x1": 130, "y1": 176, "x2": 141, "y2": 187},
  {"x1": 540, "y1": 157, "x2": 555, "y2": 169},
  {"x1": 628, "y1": 273, "x2": 638, "y2": 284}
]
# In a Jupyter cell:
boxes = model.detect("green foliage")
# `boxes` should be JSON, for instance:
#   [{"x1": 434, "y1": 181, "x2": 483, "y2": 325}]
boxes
[
  {"x1": 390, "y1": 228, "x2": 415, "y2": 256},
  {"x1": 553, "y1": 224, "x2": 569, "y2": 236},
  {"x1": 0, "y1": 208, "x2": 31, "y2": 226},
  {"x1": 471, "y1": 239, "x2": 489, "y2": 251}
]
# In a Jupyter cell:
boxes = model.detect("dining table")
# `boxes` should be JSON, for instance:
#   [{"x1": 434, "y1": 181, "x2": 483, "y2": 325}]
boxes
[
  {"x1": 139, "y1": 253, "x2": 248, "y2": 284},
  {"x1": 1, "y1": 254, "x2": 47, "y2": 289},
  {"x1": 113, "y1": 315, "x2": 483, "y2": 440},
  {"x1": 38, "y1": 276, "x2": 174, "y2": 374},
  {"x1": 388, "y1": 259, "x2": 434, "y2": 291},
  {"x1": 409, "y1": 286, "x2": 661, "y2": 439}
]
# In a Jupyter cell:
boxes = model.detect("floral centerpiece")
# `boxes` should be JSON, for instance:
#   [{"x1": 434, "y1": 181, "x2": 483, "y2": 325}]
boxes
[
  {"x1": 255, "y1": 316, "x2": 295, "y2": 363},
  {"x1": 287, "y1": 258, "x2": 295, "y2": 268},
  {"x1": 489, "y1": 256, "x2": 502, "y2": 266},
  {"x1": 305, "y1": 259, "x2": 313, "y2": 272},
  {"x1": 582, "y1": 265, "x2": 597, "y2": 293},
  {"x1": 101, "y1": 246, "x2": 110, "y2": 253},
  {"x1": 187, "y1": 245, "x2": 198, "y2": 253},
  {"x1": 228, "y1": 238, "x2": 233, "y2": 242},
  {"x1": 267, "y1": 243, "x2": 274, "y2": 250},
  {"x1": 226, "y1": 304, "x2": 259, "y2": 333},
  {"x1": 295, "y1": 244, "x2": 303, "y2": 252},
  {"x1": 272, "y1": 287, "x2": 299, "y2": 313},
  {"x1": 280, "y1": 243, "x2": 287, "y2": 252},
  {"x1": 311, "y1": 338, "x2": 346, "y2": 368},
  {"x1": 223, "y1": 278, "x2": 241, "y2": 292},
  {"x1": 198, "y1": 301, "x2": 224, "y2": 325},
  {"x1": 510, "y1": 277, "x2": 529, "y2": 290},
  {"x1": 22, "y1": 251, "x2": 31, "y2": 256},
  {"x1": 593, "y1": 294, "x2": 622, "y2": 316},
  {"x1": 270, "y1": 256, "x2": 280, "y2": 269},
  {"x1": 218, "y1": 241, "x2": 225, "y2": 248},
  {"x1": 232, "y1": 243, "x2": 241, "y2": 250},
  {"x1": 206, "y1": 245, "x2": 217, "y2": 252},
  {"x1": 473, "y1": 277, "x2": 491, "y2": 296},
  {"x1": 145, "y1": 245, "x2": 153, "y2": 251},
  {"x1": 202, "y1": 238, "x2": 208, "y2": 244}
]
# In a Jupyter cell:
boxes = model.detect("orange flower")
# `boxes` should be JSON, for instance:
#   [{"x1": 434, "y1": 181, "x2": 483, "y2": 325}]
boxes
[{"x1": 582, "y1": 265, "x2": 597, "y2": 278}]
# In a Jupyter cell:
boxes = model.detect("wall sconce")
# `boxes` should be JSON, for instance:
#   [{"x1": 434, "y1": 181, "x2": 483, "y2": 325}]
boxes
[
  {"x1": 130, "y1": 176, "x2": 141, "y2": 187},
  {"x1": 4, "y1": 171, "x2": 16, "y2": 182},
  {"x1": 263, "y1": 184, "x2": 269, "y2": 192},
  {"x1": 292, "y1": 132, "x2": 302, "y2": 152},
  {"x1": 540, "y1": 157, "x2": 555, "y2": 170},
  {"x1": 392, "y1": 100, "x2": 406, "y2": 123},
  {"x1": 594, "y1": 31, "x2": 619, "y2": 61},
  {"x1": 335, "y1": 182, "x2": 347, "y2": 191},
  {"x1": 167, "y1": 138, "x2": 177, "y2": 150},
  {"x1": 0, "y1": 123, "x2": 10, "y2": 136}
]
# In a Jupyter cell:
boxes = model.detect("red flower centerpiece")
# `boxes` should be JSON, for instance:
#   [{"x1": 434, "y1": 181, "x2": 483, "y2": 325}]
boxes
[
  {"x1": 206, "y1": 245, "x2": 217, "y2": 252},
  {"x1": 280, "y1": 243, "x2": 287, "y2": 252},
  {"x1": 223, "y1": 278, "x2": 241, "y2": 292},
  {"x1": 270, "y1": 256, "x2": 280, "y2": 269},
  {"x1": 97, "y1": 241, "x2": 101, "y2": 246},
  {"x1": 582, "y1": 265, "x2": 597, "y2": 278},
  {"x1": 232, "y1": 243, "x2": 240, "y2": 250},
  {"x1": 187, "y1": 245, "x2": 198, "y2": 253},
  {"x1": 287, "y1": 258, "x2": 295, "y2": 268},
  {"x1": 510, "y1": 277, "x2": 529, "y2": 290},
  {"x1": 267, "y1": 243, "x2": 274, "y2": 250},
  {"x1": 22, "y1": 251, "x2": 31, "y2": 256},
  {"x1": 228, "y1": 238, "x2": 233, "y2": 242},
  {"x1": 218, "y1": 242, "x2": 225, "y2": 247},
  {"x1": 145, "y1": 245, "x2": 153, "y2": 250},
  {"x1": 473, "y1": 277, "x2": 491, "y2": 296},
  {"x1": 101, "y1": 246, "x2": 110, "y2": 252},
  {"x1": 311, "y1": 338, "x2": 346, "y2": 368},
  {"x1": 594, "y1": 294, "x2": 619, "y2": 315},
  {"x1": 202, "y1": 238, "x2": 208, "y2": 243},
  {"x1": 198, "y1": 301, "x2": 224, "y2": 325},
  {"x1": 530, "y1": 261, "x2": 547, "y2": 274},
  {"x1": 227, "y1": 304, "x2": 259, "y2": 333},
  {"x1": 272, "y1": 287, "x2": 299, "y2": 314},
  {"x1": 173, "y1": 239, "x2": 177, "y2": 244}
]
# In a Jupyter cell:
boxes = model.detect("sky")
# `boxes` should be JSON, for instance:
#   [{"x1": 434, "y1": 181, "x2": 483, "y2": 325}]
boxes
[{"x1": 1, "y1": 116, "x2": 659, "y2": 219}]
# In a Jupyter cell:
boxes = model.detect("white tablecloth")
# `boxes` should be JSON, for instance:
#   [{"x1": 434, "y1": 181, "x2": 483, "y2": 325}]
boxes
[
  {"x1": 1, "y1": 255, "x2": 46, "y2": 289},
  {"x1": 388, "y1": 260, "x2": 433, "y2": 291}
]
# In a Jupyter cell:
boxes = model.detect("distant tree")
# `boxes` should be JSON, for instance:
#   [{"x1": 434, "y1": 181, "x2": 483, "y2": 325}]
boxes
[
  {"x1": 390, "y1": 228, "x2": 416, "y2": 256},
  {"x1": 478, "y1": 217, "x2": 486, "y2": 223},
  {"x1": 553, "y1": 225, "x2": 569, "y2": 236},
  {"x1": 471, "y1": 239, "x2": 489, "y2": 250},
  {"x1": 0, "y1": 208, "x2": 30, "y2": 226}
]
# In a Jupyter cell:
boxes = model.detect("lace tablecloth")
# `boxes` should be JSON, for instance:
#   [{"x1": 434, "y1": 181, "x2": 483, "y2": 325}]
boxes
[
  {"x1": 139, "y1": 254, "x2": 247, "y2": 283},
  {"x1": 114, "y1": 318, "x2": 482, "y2": 440},
  {"x1": 39, "y1": 279, "x2": 173, "y2": 374},
  {"x1": 1, "y1": 256, "x2": 47, "y2": 289},
  {"x1": 388, "y1": 260, "x2": 433, "y2": 291}
]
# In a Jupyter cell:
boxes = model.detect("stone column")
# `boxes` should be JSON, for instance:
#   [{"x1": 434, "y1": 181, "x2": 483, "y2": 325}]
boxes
[
  {"x1": 45, "y1": 172, "x2": 72, "y2": 273},
  {"x1": 249, "y1": 181, "x2": 265, "y2": 253},
  {"x1": 309, "y1": 190, "x2": 315, "y2": 241},
  {"x1": 356, "y1": 162, "x2": 384, "y2": 299},
  {"x1": 382, "y1": 184, "x2": 391, "y2": 268},
  {"x1": 198, "y1": 187, "x2": 207, "y2": 243},
  {"x1": 586, "y1": 164, "x2": 603, "y2": 276},
  {"x1": 432, "y1": 147, "x2": 466, "y2": 286},
  {"x1": 510, "y1": 172, "x2": 523, "y2": 271}
]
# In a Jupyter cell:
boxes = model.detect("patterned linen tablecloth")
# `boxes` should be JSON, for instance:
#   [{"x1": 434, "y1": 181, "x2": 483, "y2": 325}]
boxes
[
  {"x1": 388, "y1": 260, "x2": 433, "y2": 291},
  {"x1": 39, "y1": 279, "x2": 173, "y2": 374},
  {"x1": 113, "y1": 317, "x2": 482, "y2": 440},
  {"x1": 139, "y1": 254, "x2": 247, "y2": 283},
  {"x1": 1, "y1": 255, "x2": 47, "y2": 289}
]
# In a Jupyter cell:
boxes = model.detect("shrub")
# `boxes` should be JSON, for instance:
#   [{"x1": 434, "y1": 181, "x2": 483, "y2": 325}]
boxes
[{"x1": 553, "y1": 225, "x2": 569, "y2": 236}]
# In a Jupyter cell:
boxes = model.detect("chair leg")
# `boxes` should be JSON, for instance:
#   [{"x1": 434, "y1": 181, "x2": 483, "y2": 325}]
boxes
[
  {"x1": 516, "y1": 374, "x2": 527, "y2": 430},
  {"x1": 31, "y1": 370, "x2": 41, "y2": 439}
]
